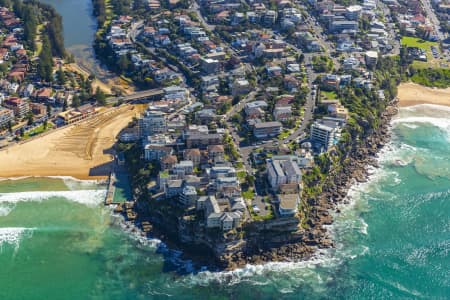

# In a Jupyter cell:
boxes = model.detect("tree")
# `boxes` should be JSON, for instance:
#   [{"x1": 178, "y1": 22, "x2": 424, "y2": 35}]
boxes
[
  {"x1": 19, "y1": 127, "x2": 24, "y2": 137},
  {"x1": 46, "y1": 103, "x2": 52, "y2": 117},
  {"x1": 45, "y1": 11, "x2": 65, "y2": 57},
  {"x1": 57, "y1": 67, "x2": 66, "y2": 85},
  {"x1": 245, "y1": 174, "x2": 255, "y2": 186},
  {"x1": 62, "y1": 99, "x2": 68, "y2": 112},
  {"x1": 43, "y1": 119, "x2": 48, "y2": 130},
  {"x1": 95, "y1": 87, "x2": 106, "y2": 105},
  {"x1": 27, "y1": 113, "x2": 33, "y2": 126},
  {"x1": 7, "y1": 120, "x2": 12, "y2": 133},
  {"x1": 118, "y1": 55, "x2": 131, "y2": 73},
  {"x1": 37, "y1": 34, "x2": 53, "y2": 82},
  {"x1": 71, "y1": 95, "x2": 81, "y2": 108}
]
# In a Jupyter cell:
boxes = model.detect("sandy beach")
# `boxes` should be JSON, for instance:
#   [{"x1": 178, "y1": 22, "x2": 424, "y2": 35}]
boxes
[
  {"x1": 398, "y1": 82, "x2": 450, "y2": 107},
  {"x1": 0, "y1": 105, "x2": 141, "y2": 180}
]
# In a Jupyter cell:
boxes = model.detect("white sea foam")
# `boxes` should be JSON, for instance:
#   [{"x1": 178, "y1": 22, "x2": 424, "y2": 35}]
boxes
[
  {"x1": 187, "y1": 251, "x2": 339, "y2": 287},
  {"x1": 184, "y1": 105, "x2": 448, "y2": 292},
  {"x1": 392, "y1": 116, "x2": 450, "y2": 130},
  {"x1": 0, "y1": 190, "x2": 106, "y2": 207},
  {"x1": 401, "y1": 103, "x2": 450, "y2": 113},
  {"x1": 401, "y1": 123, "x2": 418, "y2": 129},
  {"x1": 393, "y1": 105, "x2": 450, "y2": 141},
  {"x1": 0, "y1": 176, "x2": 31, "y2": 181},
  {"x1": 0, "y1": 176, "x2": 103, "y2": 185},
  {"x1": 0, "y1": 227, "x2": 34, "y2": 252},
  {"x1": 0, "y1": 203, "x2": 15, "y2": 216},
  {"x1": 110, "y1": 213, "x2": 164, "y2": 249}
]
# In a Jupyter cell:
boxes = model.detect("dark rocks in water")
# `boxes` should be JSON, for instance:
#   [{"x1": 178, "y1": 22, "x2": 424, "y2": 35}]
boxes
[
  {"x1": 319, "y1": 239, "x2": 333, "y2": 248},
  {"x1": 119, "y1": 104, "x2": 397, "y2": 271}
]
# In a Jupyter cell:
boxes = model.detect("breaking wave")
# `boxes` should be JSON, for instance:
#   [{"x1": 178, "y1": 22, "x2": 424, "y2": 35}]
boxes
[
  {"x1": 0, "y1": 227, "x2": 34, "y2": 252},
  {"x1": 393, "y1": 104, "x2": 450, "y2": 140},
  {"x1": 185, "y1": 251, "x2": 339, "y2": 287},
  {"x1": 0, "y1": 190, "x2": 106, "y2": 207}
]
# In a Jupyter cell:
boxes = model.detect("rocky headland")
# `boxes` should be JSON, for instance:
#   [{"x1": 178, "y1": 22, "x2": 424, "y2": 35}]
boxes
[{"x1": 116, "y1": 100, "x2": 399, "y2": 271}]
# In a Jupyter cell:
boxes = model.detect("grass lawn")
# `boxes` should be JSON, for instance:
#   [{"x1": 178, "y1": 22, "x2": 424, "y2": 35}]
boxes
[
  {"x1": 278, "y1": 130, "x2": 290, "y2": 140},
  {"x1": 320, "y1": 90, "x2": 337, "y2": 100},
  {"x1": 242, "y1": 189, "x2": 254, "y2": 200},
  {"x1": 250, "y1": 205, "x2": 275, "y2": 221},
  {"x1": 401, "y1": 36, "x2": 438, "y2": 50},
  {"x1": 23, "y1": 123, "x2": 53, "y2": 139},
  {"x1": 401, "y1": 37, "x2": 447, "y2": 69},
  {"x1": 34, "y1": 24, "x2": 45, "y2": 56},
  {"x1": 237, "y1": 170, "x2": 247, "y2": 181}
]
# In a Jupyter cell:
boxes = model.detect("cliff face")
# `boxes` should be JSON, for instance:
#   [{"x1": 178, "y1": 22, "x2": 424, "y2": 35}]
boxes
[
  {"x1": 132, "y1": 103, "x2": 398, "y2": 271},
  {"x1": 319, "y1": 105, "x2": 398, "y2": 206}
]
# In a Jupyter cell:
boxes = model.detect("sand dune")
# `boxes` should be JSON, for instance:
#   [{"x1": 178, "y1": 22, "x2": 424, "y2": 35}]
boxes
[
  {"x1": 0, "y1": 105, "x2": 140, "y2": 180},
  {"x1": 398, "y1": 82, "x2": 450, "y2": 107}
]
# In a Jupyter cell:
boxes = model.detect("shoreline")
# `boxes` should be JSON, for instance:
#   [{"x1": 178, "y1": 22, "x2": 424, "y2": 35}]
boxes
[
  {"x1": 114, "y1": 101, "x2": 399, "y2": 271},
  {"x1": 398, "y1": 82, "x2": 450, "y2": 107},
  {"x1": 0, "y1": 105, "x2": 140, "y2": 181},
  {"x1": 0, "y1": 98, "x2": 397, "y2": 273},
  {"x1": 0, "y1": 175, "x2": 106, "y2": 183}
]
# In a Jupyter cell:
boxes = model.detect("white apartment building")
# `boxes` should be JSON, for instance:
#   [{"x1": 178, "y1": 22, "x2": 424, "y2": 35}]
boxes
[
  {"x1": 139, "y1": 110, "x2": 167, "y2": 138},
  {"x1": 267, "y1": 158, "x2": 302, "y2": 190},
  {"x1": 310, "y1": 120, "x2": 341, "y2": 151}
]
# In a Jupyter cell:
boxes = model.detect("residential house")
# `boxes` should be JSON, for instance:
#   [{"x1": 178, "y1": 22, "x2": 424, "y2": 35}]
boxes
[
  {"x1": 244, "y1": 101, "x2": 268, "y2": 118},
  {"x1": 173, "y1": 160, "x2": 194, "y2": 177},
  {"x1": 166, "y1": 179, "x2": 183, "y2": 197},
  {"x1": 277, "y1": 194, "x2": 300, "y2": 217},
  {"x1": 231, "y1": 79, "x2": 251, "y2": 96},
  {"x1": 30, "y1": 103, "x2": 46, "y2": 116},
  {"x1": 179, "y1": 185, "x2": 197, "y2": 206},
  {"x1": 200, "y1": 57, "x2": 220, "y2": 74},
  {"x1": 184, "y1": 148, "x2": 201, "y2": 166},
  {"x1": 3, "y1": 97, "x2": 29, "y2": 118},
  {"x1": 273, "y1": 106, "x2": 292, "y2": 121},
  {"x1": 207, "y1": 144, "x2": 225, "y2": 163},
  {"x1": 160, "y1": 154, "x2": 178, "y2": 170},
  {"x1": 185, "y1": 131, "x2": 223, "y2": 149},
  {"x1": 365, "y1": 51, "x2": 378, "y2": 67},
  {"x1": 253, "y1": 121, "x2": 282, "y2": 139},
  {"x1": 0, "y1": 107, "x2": 14, "y2": 127},
  {"x1": 144, "y1": 144, "x2": 173, "y2": 160},
  {"x1": 119, "y1": 127, "x2": 140, "y2": 142},
  {"x1": 195, "y1": 108, "x2": 219, "y2": 124}
]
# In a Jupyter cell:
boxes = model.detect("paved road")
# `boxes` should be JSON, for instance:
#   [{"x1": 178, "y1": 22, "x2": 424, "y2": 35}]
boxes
[
  {"x1": 129, "y1": 20, "x2": 143, "y2": 42},
  {"x1": 378, "y1": 1, "x2": 401, "y2": 56},
  {"x1": 189, "y1": 1, "x2": 216, "y2": 31},
  {"x1": 223, "y1": 89, "x2": 259, "y2": 170},
  {"x1": 420, "y1": 0, "x2": 447, "y2": 41}
]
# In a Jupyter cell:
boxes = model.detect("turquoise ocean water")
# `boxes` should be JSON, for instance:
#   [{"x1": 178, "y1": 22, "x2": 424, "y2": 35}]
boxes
[{"x1": 0, "y1": 104, "x2": 449, "y2": 299}]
